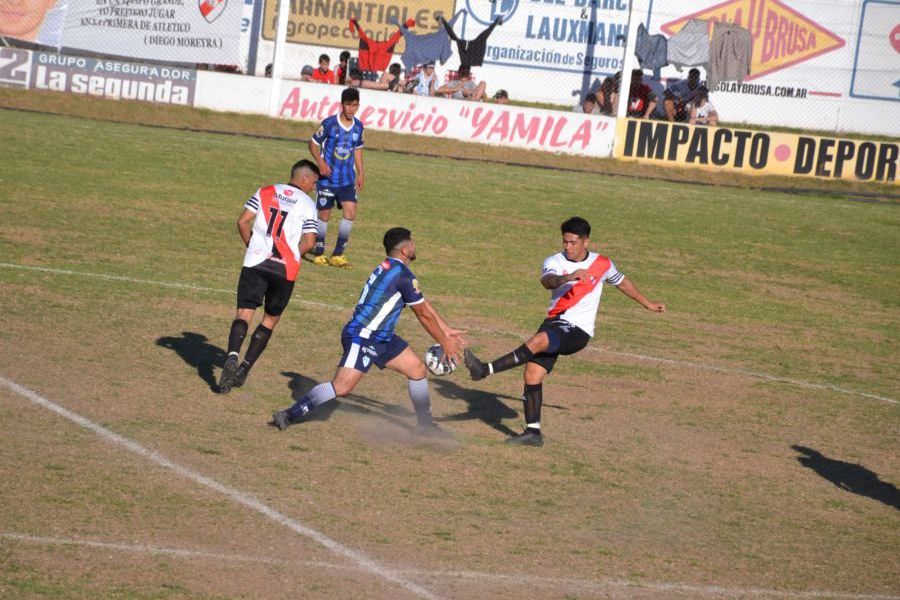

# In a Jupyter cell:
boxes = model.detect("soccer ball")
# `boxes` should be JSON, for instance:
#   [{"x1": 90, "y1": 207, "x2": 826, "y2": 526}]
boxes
[{"x1": 424, "y1": 344, "x2": 457, "y2": 376}]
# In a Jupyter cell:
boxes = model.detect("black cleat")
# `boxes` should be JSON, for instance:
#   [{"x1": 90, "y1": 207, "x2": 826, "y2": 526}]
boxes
[
  {"x1": 464, "y1": 349, "x2": 489, "y2": 381},
  {"x1": 272, "y1": 410, "x2": 292, "y2": 431},
  {"x1": 505, "y1": 430, "x2": 544, "y2": 447},
  {"x1": 218, "y1": 355, "x2": 239, "y2": 394},
  {"x1": 233, "y1": 363, "x2": 250, "y2": 388}
]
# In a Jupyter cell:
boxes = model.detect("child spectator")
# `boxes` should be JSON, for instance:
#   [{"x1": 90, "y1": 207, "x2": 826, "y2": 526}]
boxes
[
  {"x1": 626, "y1": 69, "x2": 656, "y2": 118},
  {"x1": 689, "y1": 87, "x2": 718, "y2": 126},
  {"x1": 493, "y1": 89, "x2": 509, "y2": 104},
  {"x1": 573, "y1": 93, "x2": 601, "y2": 115},
  {"x1": 336, "y1": 51, "x2": 351, "y2": 85},
  {"x1": 437, "y1": 65, "x2": 486, "y2": 101},
  {"x1": 312, "y1": 54, "x2": 335, "y2": 84}
]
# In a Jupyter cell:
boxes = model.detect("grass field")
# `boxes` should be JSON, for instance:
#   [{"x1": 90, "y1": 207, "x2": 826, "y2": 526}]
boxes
[{"x1": 0, "y1": 100, "x2": 898, "y2": 600}]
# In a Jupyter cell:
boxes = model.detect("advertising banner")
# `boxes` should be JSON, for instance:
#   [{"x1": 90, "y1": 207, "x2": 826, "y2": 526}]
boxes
[
  {"x1": 616, "y1": 118, "x2": 899, "y2": 184},
  {"x1": 60, "y1": 0, "x2": 242, "y2": 64},
  {"x1": 274, "y1": 80, "x2": 616, "y2": 157},
  {"x1": 0, "y1": 47, "x2": 196, "y2": 105},
  {"x1": 261, "y1": 0, "x2": 456, "y2": 52}
]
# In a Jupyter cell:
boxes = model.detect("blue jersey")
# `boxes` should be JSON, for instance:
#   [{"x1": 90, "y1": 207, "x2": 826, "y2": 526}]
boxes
[
  {"x1": 312, "y1": 114, "x2": 364, "y2": 188},
  {"x1": 344, "y1": 258, "x2": 424, "y2": 342}
]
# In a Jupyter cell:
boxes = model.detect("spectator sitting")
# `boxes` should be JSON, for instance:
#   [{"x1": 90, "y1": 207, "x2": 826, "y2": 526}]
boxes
[
  {"x1": 663, "y1": 67, "x2": 702, "y2": 122},
  {"x1": 336, "y1": 50, "x2": 351, "y2": 85},
  {"x1": 573, "y1": 92, "x2": 601, "y2": 115},
  {"x1": 264, "y1": 63, "x2": 273, "y2": 78},
  {"x1": 689, "y1": 86, "x2": 718, "y2": 126},
  {"x1": 493, "y1": 89, "x2": 509, "y2": 104},
  {"x1": 358, "y1": 63, "x2": 404, "y2": 91},
  {"x1": 311, "y1": 54, "x2": 335, "y2": 84},
  {"x1": 300, "y1": 65, "x2": 315, "y2": 81},
  {"x1": 626, "y1": 69, "x2": 656, "y2": 118},
  {"x1": 598, "y1": 71, "x2": 621, "y2": 115},
  {"x1": 409, "y1": 62, "x2": 439, "y2": 96},
  {"x1": 437, "y1": 65, "x2": 486, "y2": 102},
  {"x1": 346, "y1": 68, "x2": 363, "y2": 87}
]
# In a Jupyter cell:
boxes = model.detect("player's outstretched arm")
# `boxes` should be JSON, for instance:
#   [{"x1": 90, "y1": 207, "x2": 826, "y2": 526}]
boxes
[
  {"x1": 237, "y1": 209, "x2": 255, "y2": 246},
  {"x1": 616, "y1": 277, "x2": 666, "y2": 312},
  {"x1": 410, "y1": 301, "x2": 466, "y2": 362}
]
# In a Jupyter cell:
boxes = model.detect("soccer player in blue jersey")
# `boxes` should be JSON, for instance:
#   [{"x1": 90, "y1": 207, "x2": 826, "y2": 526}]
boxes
[
  {"x1": 307, "y1": 87, "x2": 365, "y2": 269},
  {"x1": 272, "y1": 227, "x2": 466, "y2": 434}
]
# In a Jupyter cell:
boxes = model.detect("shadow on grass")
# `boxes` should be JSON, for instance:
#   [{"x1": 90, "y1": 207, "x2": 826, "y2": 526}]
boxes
[
  {"x1": 792, "y1": 445, "x2": 899, "y2": 511},
  {"x1": 429, "y1": 378, "x2": 524, "y2": 436},
  {"x1": 280, "y1": 371, "x2": 415, "y2": 431},
  {"x1": 155, "y1": 331, "x2": 224, "y2": 392}
]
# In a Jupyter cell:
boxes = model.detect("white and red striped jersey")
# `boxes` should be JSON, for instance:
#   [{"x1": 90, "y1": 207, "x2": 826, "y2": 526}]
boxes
[
  {"x1": 242, "y1": 184, "x2": 318, "y2": 282},
  {"x1": 542, "y1": 251, "x2": 624, "y2": 337}
]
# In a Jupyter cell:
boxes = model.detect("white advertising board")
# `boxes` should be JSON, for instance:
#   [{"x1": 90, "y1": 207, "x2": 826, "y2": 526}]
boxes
[{"x1": 60, "y1": 0, "x2": 243, "y2": 64}]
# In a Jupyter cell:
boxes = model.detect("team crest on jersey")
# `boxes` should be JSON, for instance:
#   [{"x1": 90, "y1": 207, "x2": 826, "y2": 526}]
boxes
[
  {"x1": 198, "y1": 0, "x2": 226, "y2": 23},
  {"x1": 411, "y1": 278, "x2": 420, "y2": 294},
  {"x1": 316, "y1": 126, "x2": 324, "y2": 138},
  {"x1": 362, "y1": 355, "x2": 371, "y2": 368}
]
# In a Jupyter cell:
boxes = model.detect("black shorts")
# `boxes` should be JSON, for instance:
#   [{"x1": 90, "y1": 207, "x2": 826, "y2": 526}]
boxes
[
  {"x1": 529, "y1": 318, "x2": 590, "y2": 374},
  {"x1": 236, "y1": 266, "x2": 295, "y2": 316}
]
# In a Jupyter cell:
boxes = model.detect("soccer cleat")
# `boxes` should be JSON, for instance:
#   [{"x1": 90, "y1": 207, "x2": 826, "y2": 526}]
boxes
[
  {"x1": 312, "y1": 254, "x2": 329, "y2": 266},
  {"x1": 414, "y1": 422, "x2": 453, "y2": 439},
  {"x1": 272, "y1": 410, "x2": 292, "y2": 431},
  {"x1": 233, "y1": 363, "x2": 250, "y2": 388},
  {"x1": 464, "y1": 349, "x2": 489, "y2": 381},
  {"x1": 505, "y1": 430, "x2": 544, "y2": 447},
  {"x1": 218, "y1": 355, "x2": 239, "y2": 394},
  {"x1": 328, "y1": 254, "x2": 352, "y2": 269}
]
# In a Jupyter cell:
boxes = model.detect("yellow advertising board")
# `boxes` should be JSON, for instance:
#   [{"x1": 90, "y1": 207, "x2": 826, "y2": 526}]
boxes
[
  {"x1": 262, "y1": 1, "x2": 456, "y2": 51},
  {"x1": 615, "y1": 119, "x2": 898, "y2": 185}
]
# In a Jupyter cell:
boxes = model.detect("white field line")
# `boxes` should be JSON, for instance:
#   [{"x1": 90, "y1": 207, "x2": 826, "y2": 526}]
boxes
[
  {"x1": 3, "y1": 532, "x2": 898, "y2": 600},
  {"x1": 0, "y1": 376, "x2": 444, "y2": 600},
  {"x1": 0, "y1": 262, "x2": 896, "y2": 406}
]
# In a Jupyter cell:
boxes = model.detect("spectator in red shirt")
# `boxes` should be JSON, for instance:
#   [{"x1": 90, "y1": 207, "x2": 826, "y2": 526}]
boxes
[
  {"x1": 627, "y1": 69, "x2": 656, "y2": 119},
  {"x1": 336, "y1": 51, "x2": 351, "y2": 85},
  {"x1": 311, "y1": 54, "x2": 336, "y2": 84}
]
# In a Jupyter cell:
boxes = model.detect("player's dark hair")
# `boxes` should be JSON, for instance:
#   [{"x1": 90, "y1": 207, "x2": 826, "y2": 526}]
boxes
[
  {"x1": 342, "y1": 87, "x2": 360, "y2": 104},
  {"x1": 319, "y1": 53, "x2": 330, "y2": 63},
  {"x1": 291, "y1": 159, "x2": 320, "y2": 179},
  {"x1": 561, "y1": 217, "x2": 591, "y2": 238},
  {"x1": 383, "y1": 227, "x2": 412, "y2": 254}
]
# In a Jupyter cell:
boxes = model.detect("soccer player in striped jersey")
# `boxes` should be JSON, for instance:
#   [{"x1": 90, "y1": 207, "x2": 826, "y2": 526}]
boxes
[
  {"x1": 307, "y1": 87, "x2": 365, "y2": 270},
  {"x1": 272, "y1": 227, "x2": 466, "y2": 435},
  {"x1": 217, "y1": 160, "x2": 320, "y2": 394},
  {"x1": 464, "y1": 217, "x2": 666, "y2": 446}
]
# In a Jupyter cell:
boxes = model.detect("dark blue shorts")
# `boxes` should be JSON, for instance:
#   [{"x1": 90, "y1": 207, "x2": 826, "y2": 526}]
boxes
[
  {"x1": 339, "y1": 332, "x2": 408, "y2": 373},
  {"x1": 316, "y1": 183, "x2": 357, "y2": 210}
]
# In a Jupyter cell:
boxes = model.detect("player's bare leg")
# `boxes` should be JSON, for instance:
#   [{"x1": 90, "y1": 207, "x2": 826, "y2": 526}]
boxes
[
  {"x1": 273, "y1": 367, "x2": 364, "y2": 430},
  {"x1": 464, "y1": 331, "x2": 551, "y2": 381},
  {"x1": 386, "y1": 347, "x2": 446, "y2": 436}
]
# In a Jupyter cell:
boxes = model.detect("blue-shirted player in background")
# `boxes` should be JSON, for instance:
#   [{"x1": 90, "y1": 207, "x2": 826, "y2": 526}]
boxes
[
  {"x1": 273, "y1": 227, "x2": 466, "y2": 435},
  {"x1": 308, "y1": 87, "x2": 365, "y2": 269}
]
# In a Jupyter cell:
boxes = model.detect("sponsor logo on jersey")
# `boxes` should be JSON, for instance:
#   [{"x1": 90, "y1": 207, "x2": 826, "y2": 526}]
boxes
[
  {"x1": 284, "y1": 189, "x2": 293, "y2": 196},
  {"x1": 661, "y1": 0, "x2": 845, "y2": 80},
  {"x1": 411, "y1": 278, "x2": 421, "y2": 294}
]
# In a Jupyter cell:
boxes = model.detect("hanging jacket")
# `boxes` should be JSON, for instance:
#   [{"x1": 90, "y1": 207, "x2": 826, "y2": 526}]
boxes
[
  {"x1": 708, "y1": 21, "x2": 752, "y2": 90},
  {"x1": 396, "y1": 11, "x2": 463, "y2": 70},
  {"x1": 635, "y1": 23, "x2": 667, "y2": 79},
  {"x1": 349, "y1": 18, "x2": 414, "y2": 72},
  {"x1": 667, "y1": 19, "x2": 710, "y2": 70},
  {"x1": 440, "y1": 15, "x2": 502, "y2": 68}
]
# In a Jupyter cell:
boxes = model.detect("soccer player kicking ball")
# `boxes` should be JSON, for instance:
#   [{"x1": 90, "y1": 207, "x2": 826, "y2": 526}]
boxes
[
  {"x1": 464, "y1": 217, "x2": 666, "y2": 446},
  {"x1": 307, "y1": 87, "x2": 365, "y2": 269},
  {"x1": 272, "y1": 227, "x2": 466, "y2": 434},
  {"x1": 218, "y1": 160, "x2": 320, "y2": 393}
]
